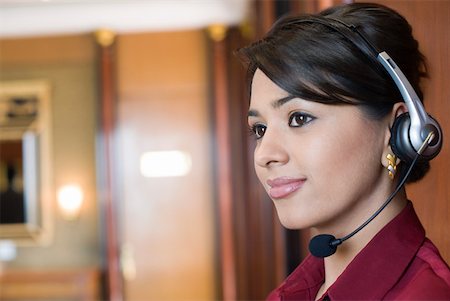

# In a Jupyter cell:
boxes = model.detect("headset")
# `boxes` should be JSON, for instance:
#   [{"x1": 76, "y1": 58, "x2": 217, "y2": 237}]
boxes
[
  {"x1": 290, "y1": 16, "x2": 442, "y2": 163},
  {"x1": 291, "y1": 16, "x2": 443, "y2": 258}
]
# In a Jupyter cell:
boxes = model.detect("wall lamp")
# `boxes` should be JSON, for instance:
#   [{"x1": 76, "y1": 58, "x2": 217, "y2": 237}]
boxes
[{"x1": 57, "y1": 184, "x2": 84, "y2": 221}]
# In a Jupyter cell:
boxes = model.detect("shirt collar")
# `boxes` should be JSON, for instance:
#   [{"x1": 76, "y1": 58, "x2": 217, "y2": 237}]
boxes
[
  {"x1": 278, "y1": 201, "x2": 425, "y2": 300},
  {"x1": 328, "y1": 201, "x2": 425, "y2": 300},
  {"x1": 278, "y1": 254, "x2": 324, "y2": 299}
]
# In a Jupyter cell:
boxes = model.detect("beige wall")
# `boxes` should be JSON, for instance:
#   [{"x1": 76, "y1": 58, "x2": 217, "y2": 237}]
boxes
[
  {"x1": 0, "y1": 35, "x2": 100, "y2": 269},
  {"x1": 116, "y1": 30, "x2": 216, "y2": 300}
]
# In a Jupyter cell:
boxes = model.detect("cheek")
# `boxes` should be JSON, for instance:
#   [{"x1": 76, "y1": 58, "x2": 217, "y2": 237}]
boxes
[{"x1": 313, "y1": 125, "x2": 383, "y2": 189}]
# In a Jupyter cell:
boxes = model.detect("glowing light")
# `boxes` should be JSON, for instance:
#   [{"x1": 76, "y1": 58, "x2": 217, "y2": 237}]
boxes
[
  {"x1": 57, "y1": 185, "x2": 83, "y2": 220},
  {"x1": 140, "y1": 151, "x2": 192, "y2": 178}
]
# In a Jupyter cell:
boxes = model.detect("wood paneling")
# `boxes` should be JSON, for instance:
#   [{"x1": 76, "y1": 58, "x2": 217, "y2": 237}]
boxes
[{"x1": 116, "y1": 30, "x2": 216, "y2": 301}]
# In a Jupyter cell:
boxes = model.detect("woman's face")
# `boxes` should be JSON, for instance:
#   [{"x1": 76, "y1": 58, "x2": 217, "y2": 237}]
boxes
[{"x1": 248, "y1": 69, "x2": 392, "y2": 235}]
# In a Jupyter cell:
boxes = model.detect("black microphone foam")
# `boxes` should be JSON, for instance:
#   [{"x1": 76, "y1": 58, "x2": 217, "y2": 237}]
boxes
[{"x1": 309, "y1": 234, "x2": 341, "y2": 258}]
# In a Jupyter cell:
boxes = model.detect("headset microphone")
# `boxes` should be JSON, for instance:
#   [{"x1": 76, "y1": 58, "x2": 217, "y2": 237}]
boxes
[
  {"x1": 309, "y1": 234, "x2": 342, "y2": 258},
  {"x1": 309, "y1": 132, "x2": 435, "y2": 258}
]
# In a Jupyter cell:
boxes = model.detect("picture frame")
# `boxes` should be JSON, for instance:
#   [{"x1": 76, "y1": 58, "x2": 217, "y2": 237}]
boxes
[{"x1": 0, "y1": 80, "x2": 53, "y2": 245}]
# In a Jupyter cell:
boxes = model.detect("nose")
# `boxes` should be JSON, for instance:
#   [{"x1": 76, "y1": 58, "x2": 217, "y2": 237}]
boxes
[{"x1": 254, "y1": 128, "x2": 289, "y2": 168}]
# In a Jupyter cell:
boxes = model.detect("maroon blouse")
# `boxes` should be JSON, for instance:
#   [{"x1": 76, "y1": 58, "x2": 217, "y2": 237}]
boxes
[{"x1": 267, "y1": 202, "x2": 450, "y2": 300}]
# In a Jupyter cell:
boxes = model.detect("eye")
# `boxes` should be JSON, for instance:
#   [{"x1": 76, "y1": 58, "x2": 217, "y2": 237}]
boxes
[
  {"x1": 289, "y1": 112, "x2": 315, "y2": 127},
  {"x1": 249, "y1": 123, "x2": 267, "y2": 139}
]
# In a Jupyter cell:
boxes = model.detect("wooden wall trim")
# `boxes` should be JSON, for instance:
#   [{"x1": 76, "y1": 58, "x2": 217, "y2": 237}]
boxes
[
  {"x1": 208, "y1": 25, "x2": 237, "y2": 301},
  {"x1": 95, "y1": 29, "x2": 123, "y2": 301}
]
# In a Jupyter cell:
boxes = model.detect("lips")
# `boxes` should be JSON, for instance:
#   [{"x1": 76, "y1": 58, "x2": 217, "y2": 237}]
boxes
[{"x1": 267, "y1": 177, "x2": 306, "y2": 199}]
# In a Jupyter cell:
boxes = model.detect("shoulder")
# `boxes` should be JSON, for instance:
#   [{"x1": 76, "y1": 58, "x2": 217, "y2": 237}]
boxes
[
  {"x1": 387, "y1": 238, "x2": 450, "y2": 299},
  {"x1": 418, "y1": 239, "x2": 450, "y2": 283}
]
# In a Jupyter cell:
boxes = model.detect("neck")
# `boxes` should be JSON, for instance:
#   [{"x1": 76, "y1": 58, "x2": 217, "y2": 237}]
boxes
[{"x1": 314, "y1": 190, "x2": 408, "y2": 299}]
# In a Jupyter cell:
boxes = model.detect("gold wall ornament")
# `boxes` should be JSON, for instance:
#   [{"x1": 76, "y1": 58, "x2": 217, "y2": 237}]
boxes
[
  {"x1": 239, "y1": 20, "x2": 253, "y2": 40},
  {"x1": 207, "y1": 24, "x2": 228, "y2": 42},
  {"x1": 386, "y1": 153, "x2": 397, "y2": 180},
  {"x1": 95, "y1": 29, "x2": 116, "y2": 47}
]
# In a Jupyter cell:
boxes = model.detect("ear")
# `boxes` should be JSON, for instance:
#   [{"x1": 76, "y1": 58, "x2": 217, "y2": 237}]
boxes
[{"x1": 381, "y1": 102, "x2": 407, "y2": 168}]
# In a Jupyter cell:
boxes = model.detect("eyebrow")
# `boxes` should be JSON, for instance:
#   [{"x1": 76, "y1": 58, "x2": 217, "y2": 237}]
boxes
[
  {"x1": 247, "y1": 95, "x2": 296, "y2": 117},
  {"x1": 273, "y1": 95, "x2": 296, "y2": 108}
]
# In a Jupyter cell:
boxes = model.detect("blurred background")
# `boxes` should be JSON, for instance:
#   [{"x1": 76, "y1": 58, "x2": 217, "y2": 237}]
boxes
[{"x1": 0, "y1": 0, "x2": 448, "y2": 300}]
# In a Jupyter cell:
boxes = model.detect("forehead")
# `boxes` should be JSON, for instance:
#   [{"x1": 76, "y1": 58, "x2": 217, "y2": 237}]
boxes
[
  {"x1": 250, "y1": 69, "x2": 289, "y2": 105},
  {"x1": 248, "y1": 69, "x2": 384, "y2": 127}
]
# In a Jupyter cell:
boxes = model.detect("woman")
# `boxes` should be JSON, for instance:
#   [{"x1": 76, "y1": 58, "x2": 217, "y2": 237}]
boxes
[{"x1": 239, "y1": 3, "x2": 450, "y2": 300}]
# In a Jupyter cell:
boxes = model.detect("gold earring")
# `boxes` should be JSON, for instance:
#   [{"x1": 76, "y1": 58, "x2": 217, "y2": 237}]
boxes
[{"x1": 386, "y1": 154, "x2": 397, "y2": 180}]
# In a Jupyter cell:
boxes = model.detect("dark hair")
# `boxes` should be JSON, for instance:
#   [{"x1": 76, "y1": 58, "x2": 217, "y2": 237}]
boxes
[{"x1": 238, "y1": 2, "x2": 429, "y2": 182}]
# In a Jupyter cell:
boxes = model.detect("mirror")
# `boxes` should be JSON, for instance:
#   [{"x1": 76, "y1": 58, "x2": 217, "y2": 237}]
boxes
[{"x1": 0, "y1": 80, "x2": 52, "y2": 244}]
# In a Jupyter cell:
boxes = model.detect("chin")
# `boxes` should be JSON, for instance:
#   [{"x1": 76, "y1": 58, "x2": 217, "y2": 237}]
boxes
[
  {"x1": 276, "y1": 211, "x2": 311, "y2": 230},
  {"x1": 271, "y1": 197, "x2": 314, "y2": 228}
]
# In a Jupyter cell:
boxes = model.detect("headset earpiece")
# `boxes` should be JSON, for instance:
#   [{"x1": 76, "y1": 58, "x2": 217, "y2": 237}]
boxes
[
  {"x1": 390, "y1": 112, "x2": 442, "y2": 163},
  {"x1": 390, "y1": 113, "x2": 415, "y2": 163}
]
